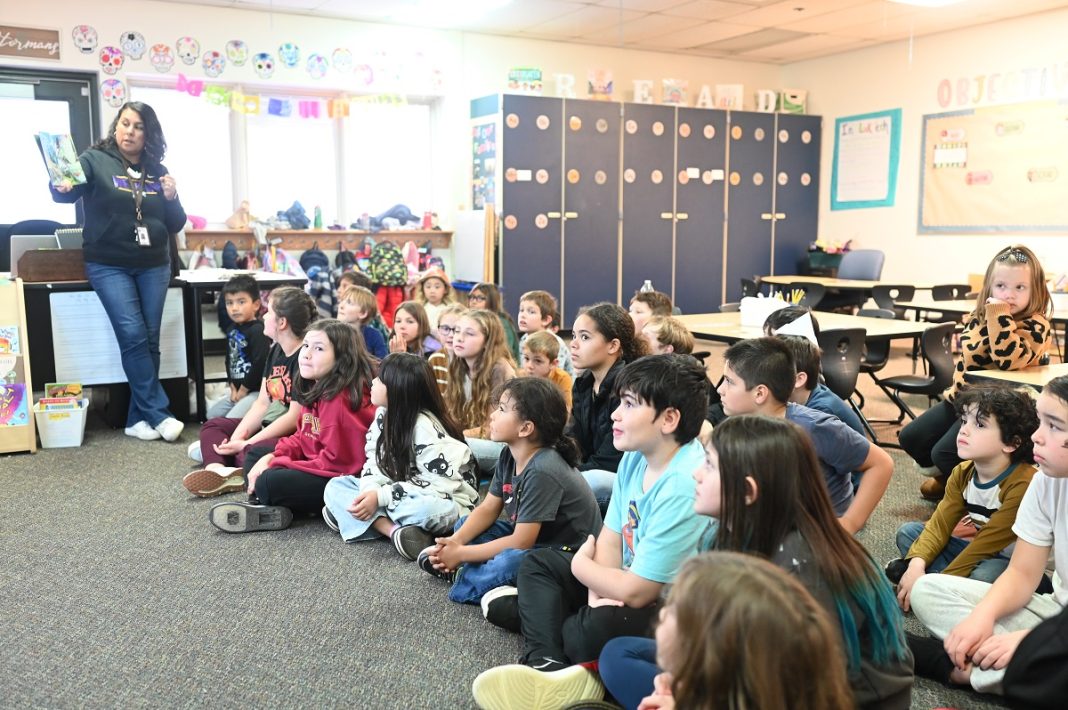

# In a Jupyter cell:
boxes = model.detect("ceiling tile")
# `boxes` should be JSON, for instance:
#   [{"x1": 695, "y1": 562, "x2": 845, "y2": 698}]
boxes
[
  {"x1": 658, "y1": 0, "x2": 756, "y2": 20},
  {"x1": 697, "y1": 27, "x2": 810, "y2": 51},
  {"x1": 649, "y1": 20, "x2": 765, "y2": 47},
  {"x1": 594, "y1": 0, "x2": 696, "y2": 10},
  {"x1": 724, "y1": 0, "x2": 871, "y2": 28},
  {"x1": 736, "y1": 31, "x2": 866, "y2": 60},
  {"x1": 782, "y1": 1, "x2": 915, "y2": 34},
  {"x1": 524, "y1": 4, "x2": 645, "y2": 36},
  {"x1": 454, "y1": 0, "x2": 591, "y2": 32},
  {"x1": 580, "y1": 13, "x2": 705, "y2": 43}
]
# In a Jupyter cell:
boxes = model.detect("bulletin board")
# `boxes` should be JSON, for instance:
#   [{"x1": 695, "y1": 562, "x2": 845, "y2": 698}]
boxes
[
  {"x1": 0, "y1": 277, "x2": 36, "y2": 454},
  {"x1": 919, "y1": 100, "x2": 1068, "y2": 233}
]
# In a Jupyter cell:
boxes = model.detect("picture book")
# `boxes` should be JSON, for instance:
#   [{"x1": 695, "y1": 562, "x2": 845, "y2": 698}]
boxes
[
  {"x1": 35, "y1": 132, "x2": 87, "y2": 188},
  {"x1": 0, "y1": 382, "x2": 30, "y2": 427},
  {"x1": 45, "y1": 382, "x2": 82, "y2": 398}
]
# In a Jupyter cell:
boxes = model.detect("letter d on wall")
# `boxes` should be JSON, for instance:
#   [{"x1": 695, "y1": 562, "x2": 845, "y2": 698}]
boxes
[{"x1": 755, "y1": 89, "x2": 776, "y2": 113}]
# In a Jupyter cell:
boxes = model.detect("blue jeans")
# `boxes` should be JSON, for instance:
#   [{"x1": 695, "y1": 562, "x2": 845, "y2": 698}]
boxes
[
  {"x1": 599, "y1": 637, "x2": 660, "y2": 710},
  {"x1": 581, "y1": 469, "x2": 616, "y2": 516},
  {"x1": 84, "y1": 261, "x2": 174, "y2": 427},
  {"x1": 448, "y1": 517, "x2": 530, "y2": 605},
  {"x1": 896, "y1": 521, "x2": 1010, "y2": 583}
]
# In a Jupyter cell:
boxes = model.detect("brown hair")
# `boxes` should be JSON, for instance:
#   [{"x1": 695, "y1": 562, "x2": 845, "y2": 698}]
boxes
[
  {"x1": 974, "y1": 245, "x2": 1052, "y2": 323},
  {"x1": 523, "y1": 330, "x2": 560, "y2": 360},
  {"x1": 519, "y1": 290, "x2": 559, "y2": 327},
  {"x1": 393, "y1": 301, "x2": 433, "y2": 355},
  {"x1": 631, "y1": 290, "x2": 673, "y2": 316},
  {"x1": 444, "y1": 309, "x2": 516, "y2": 429},
  {"x1": 292, "y1": 318, "x2": 374, "y2": 409},
  {"x1": 414, "y1": 270, "x2": 456, "y2": 307},
  {"x1": 338, "y1": 270, "x2": 372, "y2": 292},
  {"x1": 666, "y1": 552, "x2": 853, "y2": 710},
  {"x1": 644, "y1": 316, "x2": 695, "y2": 355},
  {"x1": 338, "y1": 285, "x2": 378, "y2": 323},
  {"x1": 267, "y1": 286, "x2": 317, "y2": 339}
]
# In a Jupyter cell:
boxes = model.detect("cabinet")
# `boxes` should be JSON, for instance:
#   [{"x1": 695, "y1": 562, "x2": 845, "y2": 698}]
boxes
[{"x1": 497, "y1": 96, "x2": 820, "y2": 322}]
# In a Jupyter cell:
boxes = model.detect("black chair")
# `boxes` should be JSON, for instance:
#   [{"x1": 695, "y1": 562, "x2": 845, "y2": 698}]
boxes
[
  {"x1": 817, "y1": 249, "x2": 885, "y2": 312},
  {"x1": 817, "y1": 328, "x2": 876, "y2": 441},
  {"x1": 790, "y1": 281, "x2": 826, "y2": 309},
  {"x1": 872, "y1": 284, "x2": 916, "y2": 320},
  {"x1": 3, "y1": 219, "x2": 64, "y2": 272},
  {"x1": 926, "y1": 283, "x2": 972, "y2": 322},
  {"x1": 871, "y1": 322, "x2": 957, "y2": 423},
  {"x1": 740, "y1": 277, "x2": 761, "y2": 298},
  {"x1": 853, "y1": 308, "x2": 896, "y2": 412}
]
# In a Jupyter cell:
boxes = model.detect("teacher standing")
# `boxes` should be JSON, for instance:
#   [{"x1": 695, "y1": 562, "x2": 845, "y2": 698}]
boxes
[{"x1": 52, "y1": 101, "x2": 187, "y2": 442}]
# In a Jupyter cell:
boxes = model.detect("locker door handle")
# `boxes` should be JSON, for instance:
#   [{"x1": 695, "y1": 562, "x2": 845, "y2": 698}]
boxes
[
  {"x1": 564, "y1": 211, "x2": 578, "y2": 219},
  {"x1": 660, "y1": 212, "x2": 674, "y2": 219},
  {"x1": 761, "y1": 213, "x2": 773, "y2": 220},
  {"x1": 676, "y1": 213, "x2": 688, "y2": 220},
  {"x1": 775, "y1": 213, "x2": 785, "y2": 219},
  {"x1": 547, "y1": 212, "x2": 562, "y2": 218}
]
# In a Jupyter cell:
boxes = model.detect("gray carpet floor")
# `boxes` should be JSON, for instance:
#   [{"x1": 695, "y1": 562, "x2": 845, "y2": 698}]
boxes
[{"x1": 0, "y1": 341, "x2": 1020, "y2": 709}]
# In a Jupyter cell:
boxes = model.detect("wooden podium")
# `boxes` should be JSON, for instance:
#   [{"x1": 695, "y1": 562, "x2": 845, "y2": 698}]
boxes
[
  {"x1": 17, "y1": 249, "x2": 86, "y2": 283},
  {"x1": 0, "y1": 277, "x2": 36, "y2": 453}
]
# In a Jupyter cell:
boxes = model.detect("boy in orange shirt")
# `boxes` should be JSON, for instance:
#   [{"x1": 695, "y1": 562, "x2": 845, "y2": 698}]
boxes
[{"x1": 521, "y1": 331, "x2": 572, "y2": 411}]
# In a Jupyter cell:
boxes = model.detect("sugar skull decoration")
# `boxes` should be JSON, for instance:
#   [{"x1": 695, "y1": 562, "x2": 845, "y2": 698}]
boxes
[
  {"x1": 306, "y1": 54, "x2": 328, "y2": 79},
  {"x1": 332, "y1": 48, "x2": 353, "y2": 74},
  {"x1": 202, "y1": 50, "x2": 226, "y2": 78},
  {"x1": 225, "y1": 39, "x2": 248, "y2": 66},
  {"x1": 176, "y1": 36, "x2": 199, "y2": 65},
  {"x1": 101, "y1": 79, "x2": 126, "y2": 108},
  {"x1": 278, "y1": 42, "x2": 299, "y2": 68},
  {"x1": 99, "y1": 46, "x2": 124, "y2": 75},
  {"x1": 71, "y1": 25, "x2": 98, "y2": 54},
  {"x1": 150, "y1": 43, "x2": 174, "y2": 73},
  {"x1": 119, "y1": 31, "x2": 146, "y2": 60},
  {"x1": 253, "y1": 52, "x2": 275, "y2": 79}
]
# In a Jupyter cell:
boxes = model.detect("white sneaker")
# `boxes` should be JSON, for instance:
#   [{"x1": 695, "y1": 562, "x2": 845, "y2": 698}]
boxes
[
  {"x1": 124, "y1": 420, "x2": 161, "y2": 441},
  {"x1": 472, "y1": 664, "x2": 603, "y2": 710},
  {"x1": 155, "y1": 417, "x2": 184, "y2": 442},
  {"x1": 187, "y1": 440, "x2": 203, "y2": 463}
]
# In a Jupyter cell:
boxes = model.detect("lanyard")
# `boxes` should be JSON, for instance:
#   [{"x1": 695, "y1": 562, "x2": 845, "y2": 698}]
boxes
[{"x1": 123, "y1": 159, "x2": 147, "y2": 223}]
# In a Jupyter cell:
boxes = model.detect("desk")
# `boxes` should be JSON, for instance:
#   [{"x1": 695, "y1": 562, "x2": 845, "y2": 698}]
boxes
[
  {"x1": 178, "y1": 269, "x2": 307, "y2": 421},
  {"x1": 761, "y1": 275, "x2": 935, "y2": 291},
  {"x1": 676, "y1": 311, "x2": 932, "y2": 344},
  {"x1": 965, "y1": 363, "x2": 1068, "y2": 390}
]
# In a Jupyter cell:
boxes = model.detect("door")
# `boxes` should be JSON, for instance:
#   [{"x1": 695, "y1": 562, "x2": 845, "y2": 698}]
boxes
[
  {"x1": 674, "y1": 108, "x2": 728, "y2": 313},
  {"x1": 772, "y1": 113, "x2": 822, "y2": 276},
  {"x1": 724, "y1": 111, "x2": 776, "y2": 302},
  {"x1": 499, "y1": 95, "x2": 564, "y2": 320}
]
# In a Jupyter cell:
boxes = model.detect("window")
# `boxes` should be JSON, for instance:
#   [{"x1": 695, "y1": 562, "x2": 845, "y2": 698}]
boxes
[
  {"x1": 130, "y1": 86, "x2": 234, "y2": 223},
  {"x1": 342, "y1": 102, "x2": 432, "y2": 218}
]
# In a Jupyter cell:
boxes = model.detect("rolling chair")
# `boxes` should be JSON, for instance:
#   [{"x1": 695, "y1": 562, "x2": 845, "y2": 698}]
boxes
[{"x1": 870, "y1": 322, "x2": 957, "y2": 423}]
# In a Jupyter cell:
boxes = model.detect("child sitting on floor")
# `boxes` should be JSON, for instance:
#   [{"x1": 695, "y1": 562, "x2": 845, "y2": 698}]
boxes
[
  {"x1": 336, "y1": 284, "x2": 388, "y2": 359},
  {"x1": 208, "y1": 274, "x2": 270, "y2": 420},
  {"x1": 518, "y1": 290, "x2": 574, "y2": 376},
  {"x1": 628, "y1": 289, "x2": 672, "y2": 338},
  {"x1": 521, "y1": 331, "x2": 573, "y2": 411},
  {"x1": 641, "y1": 315, "x2": 694, "y2": 356}
]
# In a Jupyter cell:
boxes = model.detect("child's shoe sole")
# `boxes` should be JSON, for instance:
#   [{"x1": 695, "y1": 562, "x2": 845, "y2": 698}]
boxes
[
  {"x1": 472, "y1": 664, "x2": 604, "y2": 710},
  {"x1": 391, "y1": 525, "x2": 435, "y2": 561},
  {"x1": 208, "y1": 502, "x2": 293, "y2": 533},
  {"x1": 183, "y1": 469, "x2": 245, "y2": 498}
]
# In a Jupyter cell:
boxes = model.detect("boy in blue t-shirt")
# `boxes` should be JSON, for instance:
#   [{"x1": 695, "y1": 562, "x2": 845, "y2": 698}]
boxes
[
  {"x1": 717, "y1": 337, "x2": 894, "y2": 534},
  {"x1": 472, "y1": 355, "x2": 710, "y2": 710}
]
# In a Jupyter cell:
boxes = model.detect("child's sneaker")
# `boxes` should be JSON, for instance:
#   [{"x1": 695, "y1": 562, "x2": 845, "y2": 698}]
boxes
[
  {"x1": 391, "y1": 524, "x2": 435, "y2": 561},
  {"x1": 482, "y1": 585, "x2": 520, "y2": 632},
  {"x1": 884, "y1": 558, "x2": 909, "y2": 585},
  {"x1": 906, "y1": 632, "x2": 955, "y2": 684},
  {"x1": 322, "y1": 506, "x2": 340, "y2": 533},
  {"x1": 187, "y1": 441, "x2": 203, "y2": 464},
  {"x1": 183, "y1": 468, "x2": 245, "y2": 498},
  {"x1": 472, "y1": 663, "x2": 603, "y2": 710},
  {"x1": 417, "y1": 545, "x2": 455, "y2": 583},
  {"x1": 208, "y1": 502, "x2": 293, "y2": 533}
]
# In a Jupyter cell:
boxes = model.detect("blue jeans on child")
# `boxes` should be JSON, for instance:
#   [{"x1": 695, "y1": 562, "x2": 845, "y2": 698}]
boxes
[
  {"x1": 84, "y1": 261, "x2": 174, "y2": 428},
  {"x1": 599, "y1": 637, "x2": 660, "y2": 710},
  {"x1": 323, "y1": 475, "x2": 464, "y2": 542},
  {"x1": 896, "y1": 521, "x2": 1010, "y2": 583},
  {"x1": 449, "y1": 517, "x2": 530, "y2": 605}
]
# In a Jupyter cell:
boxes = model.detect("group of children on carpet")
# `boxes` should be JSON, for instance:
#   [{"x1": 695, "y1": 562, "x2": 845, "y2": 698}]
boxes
[{"x1": 175, "y1": 244, "x2": 1067, "y2": 710}]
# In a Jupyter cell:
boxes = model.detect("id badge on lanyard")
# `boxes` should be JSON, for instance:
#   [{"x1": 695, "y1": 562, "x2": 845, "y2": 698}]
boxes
[{"x1": 127, "y1": 162, "x2": 151, "y2": 247}]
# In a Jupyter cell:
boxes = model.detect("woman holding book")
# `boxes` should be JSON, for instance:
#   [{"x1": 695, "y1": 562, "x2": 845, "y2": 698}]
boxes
[{"x1": 50, "y1": 101, "x2": 187, "y2": 443}]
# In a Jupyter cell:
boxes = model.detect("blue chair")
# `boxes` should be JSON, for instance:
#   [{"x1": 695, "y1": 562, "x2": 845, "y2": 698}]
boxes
[{"x1": 818, "y1": 249, "x2": 886, "y2": 312}]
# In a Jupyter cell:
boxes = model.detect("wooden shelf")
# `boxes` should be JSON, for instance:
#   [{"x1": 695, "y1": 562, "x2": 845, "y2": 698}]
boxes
[{"x1": 184, "y1": 229, "x2": 451, "y2": 251}]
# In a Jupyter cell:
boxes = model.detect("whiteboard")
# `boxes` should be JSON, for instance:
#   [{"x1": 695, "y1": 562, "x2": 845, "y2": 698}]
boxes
[{"x1": 50, "y1": 288, "x2": 188, "y2": 384}]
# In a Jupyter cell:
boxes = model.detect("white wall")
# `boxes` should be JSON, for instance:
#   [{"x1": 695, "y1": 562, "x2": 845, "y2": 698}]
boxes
[
  {"x1": 783, "y1": 8, "x2": 1068, "y2": 283},
  {"x1": 3, "y1": 0, "x2": 781, "y2": 228}
]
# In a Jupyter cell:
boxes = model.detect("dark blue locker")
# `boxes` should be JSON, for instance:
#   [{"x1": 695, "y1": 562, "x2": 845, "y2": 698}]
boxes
[
  {"x1": 562, "y1": 99, "x2": 621, "y2": 325},
  {"x1": 500, "y1": 95, "x2": 564, "y2": 321},
  {"x1": 772, "y1": 114, "x2": 822, "y2": 275},
  {"x1": 724, "y1": 111, "x2": 776, "y2": 302},
  {"x1": 674, "y1": 108, "x2": 728, "y2": 313},
  {"x1": 621, "y1": 104, "x2": 676, "y2": 302}
]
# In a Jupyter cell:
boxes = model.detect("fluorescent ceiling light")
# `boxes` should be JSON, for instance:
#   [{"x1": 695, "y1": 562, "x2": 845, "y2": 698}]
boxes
[
  {"x1": 888, "y1": 0, "x2": 968, "y2": 7},
  {"x1": 389, "y1": 0, "x2": 513, "y2": 26}
]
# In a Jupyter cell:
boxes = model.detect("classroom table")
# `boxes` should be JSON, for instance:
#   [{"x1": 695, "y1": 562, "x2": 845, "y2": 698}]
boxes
[
  {"x1": 964, "y1": 363, "x2": 1068, "y2": 390},
  {"x1": 760, "y1": 275, "x2": 935, "y2": 291},
  {"x1": 676, "y1": 310, "x2": 932, "y2": 344},
  {"x1": 178, "y1": 269, "x2": 307, "y2": 421}
]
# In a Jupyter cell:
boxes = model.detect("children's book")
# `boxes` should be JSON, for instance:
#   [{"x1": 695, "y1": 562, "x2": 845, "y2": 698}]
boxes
[
  {"x1": 38, "y1": 397, "x2": 79, "y2": 410},
  {"x1": 35, "y1": 132, "x2": 87, "y2": 187},
  {"x1": 45, "y1": 382, "x2": 82, "y2": 398}
]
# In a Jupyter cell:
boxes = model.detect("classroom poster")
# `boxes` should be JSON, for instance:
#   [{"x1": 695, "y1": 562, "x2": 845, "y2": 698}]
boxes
[
  {"x1": 831, "y1": 108, "x2": 901, "y2": 210},
  {"x1": 0, "y1": 382, "x2": 29, "y2": 427}
]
